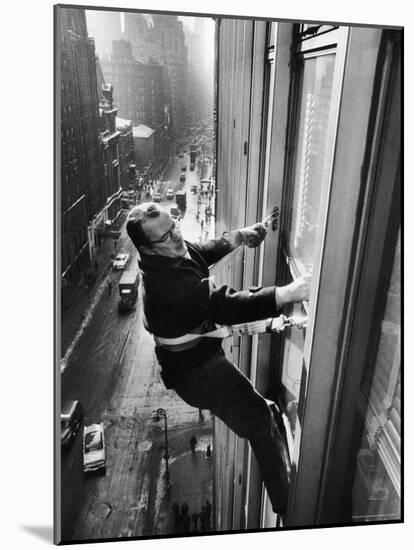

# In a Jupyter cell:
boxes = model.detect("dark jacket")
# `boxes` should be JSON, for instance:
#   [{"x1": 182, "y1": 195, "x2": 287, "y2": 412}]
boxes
[{"x1": 139, "y1": 237, "x2": 278, "y2": 387}]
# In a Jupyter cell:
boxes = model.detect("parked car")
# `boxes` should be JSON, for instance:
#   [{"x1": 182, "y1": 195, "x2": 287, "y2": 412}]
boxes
[
  {"x1": 190, "y1": 184, "x2": 198, "y2": 193},
  {"x1": 61, "y1": 400, "x2": 83, "y2": 448},
  {"x1": 112, "y1": 253, "x2": 130, "y2": 270},
  {"x1": 166, "y1": 188, "x2": 174, "y2": 200},
  {"x1": 178, "y1": 152, "x2": 184, "y2": 158},
  {"x1": 153, "y1": 192, "x2": 161, "y2": 202},
  {"x1": 180, "y1": 174, "x2": 186, "y2": 183},
  {"x1": 181, "y1": 165, "x2": 187, "y2": 172},
  {"x1": 83, "y1": 423, "x2": 106, "y2": 474}
]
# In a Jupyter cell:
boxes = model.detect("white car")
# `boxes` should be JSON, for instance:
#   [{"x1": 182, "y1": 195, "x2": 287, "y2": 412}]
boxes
[
  {"x1": 112, "y1": 253, "x2": 130, "y2": 270},
  {"x1": 166, "y1": 188, "x2": 174, "y2": 200},
  {"x1": 83, "y1": 423, "x2": 106, "y2": 474}
]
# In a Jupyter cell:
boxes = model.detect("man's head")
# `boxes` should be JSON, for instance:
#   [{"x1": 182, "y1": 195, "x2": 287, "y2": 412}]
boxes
[{"x1": 126, "y1": 202, "x2": 187, "y2": 259}]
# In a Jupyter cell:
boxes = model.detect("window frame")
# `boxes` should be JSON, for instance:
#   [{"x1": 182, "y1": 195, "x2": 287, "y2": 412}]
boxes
[
  {"x1": 281, "y1": 26, "x2": 349, "y2": 305},
  {"x1": 316, "y1": 30, "x2": 402, "y2": 524},
  {"x1": 275, "y1": 25, "x2": 393, "y2": 527}
]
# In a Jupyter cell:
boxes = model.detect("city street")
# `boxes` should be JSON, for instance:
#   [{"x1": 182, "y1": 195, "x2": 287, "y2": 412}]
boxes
[{"x1": 60, "y1": 155, "x2": 215, "y2": 542}]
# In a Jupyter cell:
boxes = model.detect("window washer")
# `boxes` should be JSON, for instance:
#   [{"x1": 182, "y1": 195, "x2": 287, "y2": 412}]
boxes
[{"x1": 126, "y1": 202, "x2": 311, "y2": 514}]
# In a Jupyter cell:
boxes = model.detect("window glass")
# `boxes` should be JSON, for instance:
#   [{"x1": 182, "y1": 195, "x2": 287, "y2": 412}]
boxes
[
  {"x1": 351, "y1": 230, "x2": 401, "y2": 521},
  {"x1": 279, "y1": 301, "x2": 306, "y2": 435},
  {"x1": 288, "y1": 53, "x2": 335, "y2": 274}
]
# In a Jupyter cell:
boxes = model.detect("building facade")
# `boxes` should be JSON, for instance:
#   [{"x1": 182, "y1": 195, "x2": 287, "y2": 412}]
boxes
[
  {"x1": 59, "y1": 8, "x2": 105, "y2": 281},
  {"x1": 213, "y1": 19, "x2": 401, "y2": 531},
  {"x1": 116, "y1": 116, "x2": 136, "y2": 190},
  {"x1": 123, "y1": 13, "x2": 189, "y2": 137},
  {"x1": 101, "y1": 39, "x2": 165, "y2": 128},
  {"x1": 98, "y1": 84, "x2": 122, "y2": 222}
]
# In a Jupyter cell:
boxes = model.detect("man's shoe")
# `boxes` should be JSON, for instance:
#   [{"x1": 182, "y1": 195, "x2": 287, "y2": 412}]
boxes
[{"x1": 266, "y1": 399, "x2": 292, "y2": 515}]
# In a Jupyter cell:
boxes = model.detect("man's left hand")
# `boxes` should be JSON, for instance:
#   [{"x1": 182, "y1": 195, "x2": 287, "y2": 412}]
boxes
[{"x1": 240, "y1": 223, "x2": 267, "y2": 248}]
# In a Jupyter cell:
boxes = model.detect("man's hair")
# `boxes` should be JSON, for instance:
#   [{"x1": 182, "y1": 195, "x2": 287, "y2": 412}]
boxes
[{"x1": 126, "y1": 202, "x2": 161, "y2": 249}]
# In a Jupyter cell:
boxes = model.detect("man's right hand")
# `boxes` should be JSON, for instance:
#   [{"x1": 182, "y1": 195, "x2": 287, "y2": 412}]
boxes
[
  {"x1": 275, "y1": 272, "x2": 312, "y2": 308},
  {"x1": 239, "y1": 223, "x2": 267, "y2": 248}
]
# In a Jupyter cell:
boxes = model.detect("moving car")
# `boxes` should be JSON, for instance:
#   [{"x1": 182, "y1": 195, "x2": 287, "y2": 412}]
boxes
[
  {"x1": 180, "y1": 174, "x2": 186, "y2": 183},
  {"x1": 61, "y1": 400, "x2": 83, "y2": 448},
  {"x1": 170, "y1": 206, "x2": 180, "y2": 221},
  {"x1": 83, "y1": 423, "x2": 106, "y2": 474},
  {"x1": 118, "y1": 269, "x2": 140, "y2": 313},
  {"x1": 153, "y1": 192, "x2": 161, "y2": 202},
  {"x1": 175, "y1": 190, "x2": 187, "y2": 211},
  {"x1": 178, "y1": 152, "x2": 184, "y2": 158},
  {"x1": 112, "y1": 253, "x2": 130, "y2": 270},
  {"x1": 166, "y1": 188, "x2": 174, "y2": 200}
]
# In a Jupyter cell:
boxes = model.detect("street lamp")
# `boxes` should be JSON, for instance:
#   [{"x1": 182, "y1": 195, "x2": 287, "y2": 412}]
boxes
[{"x1": 153, "y1": 408, "x2": 170, "y2": 482}]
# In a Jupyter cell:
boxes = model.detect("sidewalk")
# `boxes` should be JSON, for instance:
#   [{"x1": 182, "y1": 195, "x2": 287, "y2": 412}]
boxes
[
  {"x1": 152, "y1": 419, "x2": 214, "y2": 536},
  {"x1": 60, "y1": 210, "x2": 128, "y2": 360}
]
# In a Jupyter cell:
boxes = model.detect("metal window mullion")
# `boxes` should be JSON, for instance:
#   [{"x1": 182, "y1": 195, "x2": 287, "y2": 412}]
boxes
[
  {"x1": 242, "y1": 20, "x2": 269, "y2": 529},
  {"x1": 245, "y1": 23, "x2": 278, "y2": 527}
]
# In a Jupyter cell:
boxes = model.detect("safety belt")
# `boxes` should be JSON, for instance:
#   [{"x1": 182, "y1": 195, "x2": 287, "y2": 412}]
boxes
[{"x1": 153, "y1": 315, "x2": 307, "y2": 348}]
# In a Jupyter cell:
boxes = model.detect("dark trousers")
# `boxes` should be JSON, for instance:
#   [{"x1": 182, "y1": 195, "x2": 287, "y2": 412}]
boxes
[{"x1": 172, "y1": 350, "x2": 290, "y2": 513}]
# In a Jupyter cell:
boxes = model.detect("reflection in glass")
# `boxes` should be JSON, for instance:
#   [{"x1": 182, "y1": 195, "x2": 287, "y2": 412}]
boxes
[
  {"x1": 289, "y1": 53, "x2": 335, "y2": 274},
  {"x1": 351, "y1": 230, "x2": 401, "y2": 522}
]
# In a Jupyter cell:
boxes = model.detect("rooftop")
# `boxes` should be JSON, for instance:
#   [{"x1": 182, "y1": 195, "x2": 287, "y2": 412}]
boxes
[
  {"x1": 133, "y1": 124, "x2": 154, "y2": 139},
  {"x1": 116, "y1": 116, "x2": 132, "y2": 129}
]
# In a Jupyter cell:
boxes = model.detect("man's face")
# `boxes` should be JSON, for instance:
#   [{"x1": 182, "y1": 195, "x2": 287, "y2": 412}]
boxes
[{"x1": 142, "y1": 210, "x2": 188, "y2": 258}]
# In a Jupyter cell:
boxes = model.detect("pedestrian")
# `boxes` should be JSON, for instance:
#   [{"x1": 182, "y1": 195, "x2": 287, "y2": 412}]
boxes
[
  {"x1": 94, "y1": 259, "x2": 99, "y2": 270},
  {"x1": 192, "y1": 511, "x2": 199, "y2": 532},
  {"x1": 126, "y1": 202, "x2": 311, "y2": 515},
  {"x1": 181, "y1": 502, "x2": 189, "y2": 517},
  {"x1": 182, "y1": 511, "x2": 191, "y2": 533},
  {"x1": 190, "y1": 435, "x2": 197, "y2": 453},
  {"x1": 199, "y1": 507, "x2": 207, "y2": 532},
  {"x1": 205, "y1": 499, "x2": 212, "y2": 527},
  {"x1": 206, "y1": 444, "x2": 212, "y2": 458},
  {"x1": 171, "y1": 502, "x2": 180, "y2": 528},
  {"x1": 108, "y1": 280, "x2": 112, "y2": 296}
]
